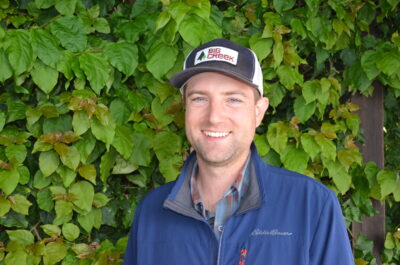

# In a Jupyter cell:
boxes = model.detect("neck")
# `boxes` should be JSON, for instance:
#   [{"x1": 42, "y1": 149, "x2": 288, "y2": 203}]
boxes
[{"x1": 195, "y1": 151, "x2": 249, "y2": 212}]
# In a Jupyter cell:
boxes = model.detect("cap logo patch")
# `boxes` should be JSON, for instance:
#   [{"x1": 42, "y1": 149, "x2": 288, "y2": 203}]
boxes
[{"x1": 194, "y1": 46, "x2": 238, "y2": 66}]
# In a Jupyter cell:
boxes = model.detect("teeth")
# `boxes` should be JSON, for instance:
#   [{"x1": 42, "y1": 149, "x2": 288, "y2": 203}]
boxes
[{"x1": 203, "y1": 131, "x2": 230, "y2": 138}]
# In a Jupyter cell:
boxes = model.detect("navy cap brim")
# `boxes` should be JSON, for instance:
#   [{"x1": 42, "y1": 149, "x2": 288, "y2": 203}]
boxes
[{"x1": 169, "y1": 66, "x2": 258, "y2": 90}]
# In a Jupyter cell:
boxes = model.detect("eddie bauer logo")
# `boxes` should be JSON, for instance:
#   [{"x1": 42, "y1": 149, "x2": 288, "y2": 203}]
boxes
[
  {"x1": 251, "y1": 229, "x2": 293, "y2": 236},
  {"x1": 194, "y1": 46, "x2": 238, "y2": 66}
]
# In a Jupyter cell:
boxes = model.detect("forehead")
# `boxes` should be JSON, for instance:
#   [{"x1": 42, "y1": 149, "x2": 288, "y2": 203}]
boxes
[{"x1": 185, "y1": 72, "x2": 255, "y2": 95}]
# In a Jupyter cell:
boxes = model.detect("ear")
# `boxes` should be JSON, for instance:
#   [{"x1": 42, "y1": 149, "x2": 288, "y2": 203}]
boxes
[{"x1": 255, "y1": 97, "x2": 269, "y2": 126}]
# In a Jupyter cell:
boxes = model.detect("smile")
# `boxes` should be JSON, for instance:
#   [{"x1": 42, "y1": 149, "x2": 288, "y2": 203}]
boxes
[{"x1": 202, "y1": 131, "x2": 230, "y2": 138}]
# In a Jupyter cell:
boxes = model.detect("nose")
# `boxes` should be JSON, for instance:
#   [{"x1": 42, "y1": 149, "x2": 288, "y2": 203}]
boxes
[{"x1": 207, "y1": 99, "x2": 224, "y2": 125}]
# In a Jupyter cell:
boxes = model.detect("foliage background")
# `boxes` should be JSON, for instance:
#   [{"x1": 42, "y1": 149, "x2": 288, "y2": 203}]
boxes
[{"x1": 0, "y1": 0, "x2": 399, "y2": 264}]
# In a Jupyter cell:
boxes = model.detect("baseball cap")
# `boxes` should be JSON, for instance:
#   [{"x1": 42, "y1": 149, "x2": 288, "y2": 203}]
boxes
[{"x1": 170, "y1": 38, "x2": 263, "y2": 95}]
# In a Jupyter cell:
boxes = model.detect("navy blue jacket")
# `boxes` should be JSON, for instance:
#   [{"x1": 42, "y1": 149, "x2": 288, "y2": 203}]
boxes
[{"x1": 124, "y1": 146, "x2": 354, "y2": 265}]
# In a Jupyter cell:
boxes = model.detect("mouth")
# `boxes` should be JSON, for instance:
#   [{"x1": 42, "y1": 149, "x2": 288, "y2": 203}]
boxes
[{"x1": 202, "y1": 130, "x2": 231, "y2": 138}]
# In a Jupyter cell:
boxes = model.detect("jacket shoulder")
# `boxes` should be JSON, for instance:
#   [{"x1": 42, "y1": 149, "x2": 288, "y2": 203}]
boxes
[
  {"x1": 139, "y1": 181, "x2": 176, "y2": 208},
  {"x1": 257, "y1": 160, "x2": 334, "y2": 199}
]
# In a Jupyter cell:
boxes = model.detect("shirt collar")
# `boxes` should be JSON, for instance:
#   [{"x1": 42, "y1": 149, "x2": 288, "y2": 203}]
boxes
[{"x1": 190, "y1": 155, "x2": 251, "y2": 213}]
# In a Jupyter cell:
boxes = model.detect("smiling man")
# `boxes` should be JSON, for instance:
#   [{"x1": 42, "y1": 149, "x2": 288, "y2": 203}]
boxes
[{"x1": 123, "y1": 39, "x2": 354, "y2": 265}]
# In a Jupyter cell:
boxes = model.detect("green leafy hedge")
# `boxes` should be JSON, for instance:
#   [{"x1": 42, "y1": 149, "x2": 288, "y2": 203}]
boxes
[{"x1": 0, "y1": 0, "x2": 399, "y2": 264}]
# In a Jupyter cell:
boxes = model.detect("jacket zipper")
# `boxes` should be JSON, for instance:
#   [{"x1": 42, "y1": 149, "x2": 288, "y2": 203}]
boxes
[{"x1": 216, "y1": 227, "x2": 224, "y2": 265}]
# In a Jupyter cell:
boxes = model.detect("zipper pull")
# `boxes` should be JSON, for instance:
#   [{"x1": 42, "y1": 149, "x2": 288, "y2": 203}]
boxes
[{"x1": 238, "y1": 249, "x2": 248, "y2": 265}]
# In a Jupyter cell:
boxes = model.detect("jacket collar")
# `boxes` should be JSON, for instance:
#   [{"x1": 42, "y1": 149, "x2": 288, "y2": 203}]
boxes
[{"x1": 163, "y1": 144, "x2": 265, "y2": 219}]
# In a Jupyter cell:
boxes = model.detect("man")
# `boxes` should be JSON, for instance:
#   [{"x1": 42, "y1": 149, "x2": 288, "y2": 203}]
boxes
[{"x1": 123, "y1": 39, "x2": 354, "y2": 264}]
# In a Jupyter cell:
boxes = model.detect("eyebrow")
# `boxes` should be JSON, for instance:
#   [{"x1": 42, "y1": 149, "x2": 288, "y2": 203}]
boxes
[{"x1": 186, "y1": 90, "x2": 247, "y2": 97}]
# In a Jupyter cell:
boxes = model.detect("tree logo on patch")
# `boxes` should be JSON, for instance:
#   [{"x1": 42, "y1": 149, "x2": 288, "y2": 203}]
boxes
[{"x1": 197, "y1": 51, "x2": 206, "y2": 62}]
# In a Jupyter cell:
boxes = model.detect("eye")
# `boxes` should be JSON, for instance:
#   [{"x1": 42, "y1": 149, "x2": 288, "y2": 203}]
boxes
[
  {"x1": 192, "y1": 97, "x2": 206, "y2": 102},
  {"x1": 227, "y1": 97, "x2": 242, "y2": 103}
]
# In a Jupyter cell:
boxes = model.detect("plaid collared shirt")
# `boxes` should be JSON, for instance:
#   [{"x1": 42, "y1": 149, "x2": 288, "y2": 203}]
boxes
[{"x1": 190, "y1": 157, "x2": 250, "y2": 240}]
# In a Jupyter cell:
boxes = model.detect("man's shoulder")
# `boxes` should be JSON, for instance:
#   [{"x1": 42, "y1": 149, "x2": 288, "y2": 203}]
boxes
[
  {"x1": 139, "y1": 181, "x2": 176, "y2": 206},
  {"x1": 257, "y1": 160, "x2": 333, "y2": 199}
]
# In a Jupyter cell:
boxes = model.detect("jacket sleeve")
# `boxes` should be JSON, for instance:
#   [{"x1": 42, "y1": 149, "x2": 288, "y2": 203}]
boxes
[
  {"x1": 123, "y1": 202, "x2": 143, "y2": 265},
  {"x1": 309, "y1": 191, "x2": 355, "y2": 265}
]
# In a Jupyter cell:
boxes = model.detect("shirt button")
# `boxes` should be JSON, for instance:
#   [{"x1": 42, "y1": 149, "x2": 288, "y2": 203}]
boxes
[{"x1": 217, "y1": 225, "x2": 224, "y2": 232}]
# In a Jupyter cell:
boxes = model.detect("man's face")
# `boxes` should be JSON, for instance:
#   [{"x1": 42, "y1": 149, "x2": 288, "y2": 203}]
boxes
[{"x1": 184, "y1": 72, "x2": 269, "y2": 168}]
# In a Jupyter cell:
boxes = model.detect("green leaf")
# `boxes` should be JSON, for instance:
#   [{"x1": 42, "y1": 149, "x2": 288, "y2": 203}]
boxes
[
  {"x1": 151, "y1": 96, "x2": 175, "y2": 127},
  {"x1": 93, "y1": 193, "x2": 110, "y2": 208},
  {"x1": 69, "y1": 181, "x2": 94, "y2": 213},
  {"x1": 376, "y1": 50, "x2": 400, "y2": 76},
  {"x1": 57, "y1": 165, "x2": 76, "y2": 188},
  {"x1": 0, "y1": 112, "x2": 5, "y2": 132},
  {"x1": 78, "y1": 164, "x2": 96, "y2": 185},
  {"x1": 0, "y1": 198, "x2": 11, "y2": 217},
  {"x1": 0, "y1": 49, "x2": 13, "y2": 82},
  {"x1": 249, "y1": 34, "x2": 273, "y2": 61},
  {"x1": 109, "y1": 99, "x2": 131, "y2": 125},
  {"x1": 273, "y1": 39, "x2": 284, "y2": 67},
  {"x1": 254, "y1": 134, "x2": 270, "y2": 156},
  {"x1": 35, "y1": 0, "x2": 55, "y2": 9},
  {"x1": 112, "y1": 154, "x2": 138, "y2": 174},
  {"x1": 77, "y1": 208, "x2": 102, "y2": 233},
  {"x1": 294, "y1": 96, "x2": 316, "y2": 123},
  {"x1": 384, "y1": 232, "x2": 395, "y2": 250},
  {"x1": 5, "y1": 144, "x2": 27, "y2": 164},
  {"x1": 62, "y1": 223, "x2": 80, "y2": 241},
  {"x1": 129, "y1": 132, "x2": 152, "y2": 166},
  {"x1": 90, "y1": 117, "x2": 115, "y2": 149},
  {"x1": 59, "y1": 145, "x2": 80, "y2": 171},
  {"x1": 41, "y1": 224, "x2": 61, "y2": 238},
  {"x1": 104, "y1": 41, "x2": 138, "y2": 77},
  {"x1": 315, "y1": 134, "x2": 336, "y2": 161},
  {"x1": 265, "y1": 82, "x2": 285, "y2": 108},
  {"x1": 377, "y1": 170, "x2": 396, "y2": 198},
  {"x1": 37, "y1": 188, "x2": 54, "y2": 212},
  {"x1": 179, "y1": 14, "x2": 205, "y2": 47},
  {"x1": 17, "y1": 166, "x2": 30, "y2": 185},
  {"x1": 79, "y1": 53, "x2": 111, "y2": 95},
  {"x1": 100, "y1": 148, "x2": 117, "y2": 184},
  {"x1": 302, "y1": 80, "x2": 319, "y2": 104},
  {"x1": 300, "y1": 133, "x2": 320, "y2": 160},
  {"x1": 7, "y1": 229, "x2": 34, "y2": 246},
  {"x1": 72, "y1": 110, "x2": 90, "y2": 136},
  {"x1": 94, "y1": 18, "x2": 110, "y2": 33},
  {"x1": 43, "y1": 115, "x2": 72, "y2": 134},
  {"x1": 0, "y1": 169, "x2": 20, "y2": 195},
  {"x1": 31, "y1": 60, "x2": 59, "y2": 94},
  {"x1": 54, "y1": 200, "x2": 74, "y2": 225},
  {"x1": 281, "y1": 145, "x2": 309, "y2": 173},
  {"x1": 74, "y1": 131, "x2": 96, "y2": 163},
  {"x1": 43, "y1": 242, "x2": 67, "y2": 265},
  {"x1": 324, "y1": 160, "x2": 352, "y2": 194},
  {"x1": 39, "y1": 150, "x2": 60, "y2": 177},
  {"x1": 159, "y1": 154, "x2": 182, "y2": 182},
  {"x1": 31, "y1": 29, "x2": 63, "y2": 68},
  {"x1": 153, "y1": 131, "x2": 182, "y2": 182},
  {"x1": 266, "y1": 122, "x2": 288, "y2": 154},
  {"x1": 10, "y1": 194, "x2": 32, "y2": 215},
  {"x1": 155, "y1": 10, "x2": 171, "y2": 31},
  {"x1": 55, "y1": 0, "x2": 77, "y2": 15},
  {"x1": 33, "y1": 170, "x2": 51, "y2": 189},
  {"x1": 146, "y1": 41, "x2": 178, "y2": 80},
  {"x1": 50, "y1": 16, "x2": 87, "y2": 52},
  {"x1": 7, "y1": 97, "x2": 28, "y2": 123},
  {"x1": 273, "y1": 0, "x2": 296, "y2": 13},
  {"x1": 361, "y1": 50, "x2": 380, "y2": 80},
  {"x1": 5, "y1": 250, "x2": 27, "y2": 265},
  {"x1": 345, "y1": 62, "x2": 372, "y2": 95},
  {"x1": 338, "y1": 149, "x2": 362, "y2": 170},
  {"x1": 5, "y1": 30, "x2": 35, "y2": 76},
  {"x1": 277, "y1": 65, "x2": 303, "y2": 90}
]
